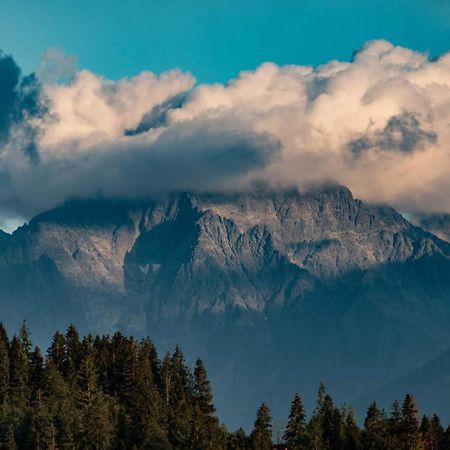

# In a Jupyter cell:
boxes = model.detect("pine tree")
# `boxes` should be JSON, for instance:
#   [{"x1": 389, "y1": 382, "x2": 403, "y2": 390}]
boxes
[
  {"x1": 420, "y1": 414, "x2": 443, "y2": 450},
  {"x1": 430, "y1": 414, "x2": 444, "y2": 449},
  {"x1": 0, "y1": 324, "x2": 9, "y2": 350},
  {"x1": 47, "y1": 331, "x2": 66, "y2": 373},
  {"x1": 250, "y1": 403, "x2": 272, "y2": 450},
  {"x1": 29, "y1": 346, "x2": 44, "y2": 403},
  {"x1": 26, "y1": 399, "x2": 57, "y2": 450},
  {"x1": 308, "y1": 383, "x2": 327, "y2": 450},
  {"x1": 190, "y1": 358, "x2": 222, "y2": 449},
  {"x1": 0, "y1": 335, "x2": 10, "y2": 405},
  {"x1": 228, "y1": 427, "x2": 251, "y2": 450},
  {"x1": 387, "y1": 400, "x2": 402, "y2": 449},
  {"x1": 77, "y1": 351, "x2": 114, "y2": 449},
  {"x1": 18, "y1": 321, "x2": 32, "y2": 360},
  {"x1": 442, "y1": 424, "x2": 450, "y2": 450},
  {"x1": 321, "y1": 394, "x2": 342, "y2": 450},
  {"x1": 362, "y1": 401, "x2": 387, "y2": 450},
  {"x1": 342, "y1": 408, "x2": 360, "y2": 450},
  {"x1": 43, "y1": 361, "x2": 79, "y2": 449},
  {"x1": 400, "y1": 394, "x2": 420, "y2": 449},
  {"x1": 64, "y1": 324, "x2": 80, "y2": 381},
  {"x1": 162, "y1": 346, "x2": 194, "y2": 448},
  {"x1": 120, "y1": 339, "x2": 168, "y2": 449},
  {"x1": 283, "y1": 393, "x2": 308, "y2": 449},
  {"x1": 193, "y1": 358, "x2": 215, "y2": 417},
  {"x1": 8, "y1": 335, "x2": 30, "y2": 409}
]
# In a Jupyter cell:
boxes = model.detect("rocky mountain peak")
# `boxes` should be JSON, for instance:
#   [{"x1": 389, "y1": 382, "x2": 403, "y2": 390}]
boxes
[{"x1": 0, "y1": 184, "x2": 449, "y2": 428}]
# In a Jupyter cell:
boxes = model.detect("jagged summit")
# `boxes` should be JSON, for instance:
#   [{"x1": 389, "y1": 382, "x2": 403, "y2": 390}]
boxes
[{"x1": 0, "y1": 184, "x2": 449, "y2": 427}]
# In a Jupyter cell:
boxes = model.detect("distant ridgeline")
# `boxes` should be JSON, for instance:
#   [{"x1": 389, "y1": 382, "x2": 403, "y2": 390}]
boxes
[{"x1": 0, "y1": 323, "x2": 448, "y2": 450}]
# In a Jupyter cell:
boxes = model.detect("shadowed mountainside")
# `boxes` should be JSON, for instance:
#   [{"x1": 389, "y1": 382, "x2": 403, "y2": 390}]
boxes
[{"x1": 0, "y1": 185, "x2": 449, "y2": 428}]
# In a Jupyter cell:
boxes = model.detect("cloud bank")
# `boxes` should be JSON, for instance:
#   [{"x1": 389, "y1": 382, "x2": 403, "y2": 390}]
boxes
[{"x1": 1, "y1": 40, "x2": 450, "y2": 221}]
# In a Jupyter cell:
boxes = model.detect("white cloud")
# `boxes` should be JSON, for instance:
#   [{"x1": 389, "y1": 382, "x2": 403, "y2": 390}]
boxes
[{"x1": 2, "y1": 39, "x2": 450, "y2": 219}]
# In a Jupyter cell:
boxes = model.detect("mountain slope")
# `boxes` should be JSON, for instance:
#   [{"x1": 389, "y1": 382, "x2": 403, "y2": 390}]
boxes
[
  {"x1": 358, "y1": 346, "x2": 450, "y2": 423},
  {"x1": 0, "y1": 185, "x2": 449, "y2": 428}
]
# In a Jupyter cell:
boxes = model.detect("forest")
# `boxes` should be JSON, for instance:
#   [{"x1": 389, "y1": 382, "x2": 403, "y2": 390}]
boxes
[{"x1": 0, "y1": 322, "x2": 447, "y2": 450}]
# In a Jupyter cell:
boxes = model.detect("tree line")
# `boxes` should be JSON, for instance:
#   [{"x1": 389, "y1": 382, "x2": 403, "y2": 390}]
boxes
[{"x1": 0, "y1": 322, "x2": 447, "y2": 449}]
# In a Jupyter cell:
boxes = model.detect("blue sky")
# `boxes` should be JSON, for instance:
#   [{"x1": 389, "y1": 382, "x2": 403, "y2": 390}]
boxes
[{"x1": 1, "y1": 0, "x2": 449, "y2": 83}]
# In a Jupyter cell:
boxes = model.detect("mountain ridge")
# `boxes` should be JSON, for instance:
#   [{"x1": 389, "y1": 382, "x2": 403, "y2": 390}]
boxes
[{"x1": 0, "y1": 184, "x2": 449, "y2": 427}]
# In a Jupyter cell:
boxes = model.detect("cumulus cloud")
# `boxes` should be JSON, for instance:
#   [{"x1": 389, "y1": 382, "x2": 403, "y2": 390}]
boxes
[
  {"x1": 0, "y1": 51, "x2": 46, "y2": 160},
  {"x1": 347, "y1": 112, "x2": 437, "y2": 155},
  {"x1": 1, "y1": 39, "x2": 450, "y2": 221}
]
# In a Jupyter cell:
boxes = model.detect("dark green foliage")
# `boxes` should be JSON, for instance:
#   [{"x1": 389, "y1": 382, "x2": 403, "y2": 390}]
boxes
[
  {"x1": 308, "y1": 382, "x2": 326, "y2": 450},
  {"x1": 400, "y1": 394, "x2": 420, "y2": 449},
  {"x1": 283, "y1": 393, "x2": 308, "y2": 449},
  {"x1": 227, "y1": 427, "x2": 251, "y2": 450},
  {"x1": 420, "y1": 414, "x2": 444, "y2": 450},
  {"x1": 190, "y1": 358, "x2": 223, "y2": 449},
  {"x1": 306, "y1": 387, "x2": 343, "y2": 450},
  {"x1": 387, "y1": 400, "x2": 402, "y2": 449},
  {"x1": 1, "y1": 323, "x2": 450, "y2": 450},
  {"x1": 320, "y1": 394, "x2": 342, "y2": 449},
  {"x1": 250, "y1": 403, "x2": 272, "y2": 450},
  {"x1": 342, "y1": 408, "x2": 361, "y2": 450},
  {"x1": 0, "y1": 324, "x2": 227, "y2": 449},
  {"x1": 362, "y1": 401, "x2": 387, "y2": 449}
]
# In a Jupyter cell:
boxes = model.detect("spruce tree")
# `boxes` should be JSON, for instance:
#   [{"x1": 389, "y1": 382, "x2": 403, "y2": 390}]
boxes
[
  {"x1": 26, "y1": 399, "x2": 57, "y2": 450},
  {"x1": 400, "y1": 394, "x2": 420, "y2": 449},
  {"x1": 250, "y1": 403, "x2": 272, "y2": 450},
  {"x1": 0, "y1": 336, "x2": 10, "y2": 405},
  {"x1": 63, "y1": 324, "x2": 80, "y2": 381},
  {"x1": 342, "y1": 409, "x2": 360, "y2": 450},
  {"x1": 442, "y1": 424, "x2": 450, "y2": 450},
  {"x1": 47, "y1": 332, "x2": 66, "y2": 374},
  {"x1": 362, "y1": 401, "x2": 387, "y2": 450},
  {"x1": 9, "y1": 335, "x2": 30, "y2": 409},
  {"x1": 29, "y1": 346, "x2": 44, "y2": 403},
  {"x1": 308, "y1": 383, "x2": 327, "y2": 450},
  {"x1": 43, "y1": 361, "x2": 79, "y2": 449},
  {"x1": 387, "y1": 400, "x2": 402, "y2": 449},
  {"x1": 430, "y1": 414, "x2": 444, "y2": 449},
  {"x1": 227, "y1": 427, "x2": 251, "y2": 450},
  {"x1": 420, "y1": 414, "x2": 443, "y2": 450},
  {"x1": 191, "y1": 358, "x2": 221, "y2": 449},
  {"x1": 162, "y1": 346, "x2": 194, "y2": 448},
  {"x1": 77, "y1": 351, "x2": 114, "y2": 449},
  {"x1": 18, "y1": 322, "x2": 32, "y2": 361},
  {"x1": 321, "y1": 394, "x2": 342, "y2": 450},
  {"x1": 283, "y1": 393, "x2": 308, "y2": 449}
]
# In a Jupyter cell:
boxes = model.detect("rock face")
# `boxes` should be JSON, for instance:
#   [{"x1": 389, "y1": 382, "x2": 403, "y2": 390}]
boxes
[{"x1": 0, "y1": 185, "x2": 450, "y2": 428}]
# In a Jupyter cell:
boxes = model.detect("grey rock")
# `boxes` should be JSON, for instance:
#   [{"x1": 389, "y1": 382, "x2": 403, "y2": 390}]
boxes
[{"x1": 0, "y1": 185, "x2": 449, "y2": 428}]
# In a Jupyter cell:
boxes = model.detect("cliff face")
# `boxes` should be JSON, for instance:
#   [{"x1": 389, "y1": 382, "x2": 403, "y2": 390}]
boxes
[{"x1": 0, "y1": 185, "x2": 449, "y2": 428}]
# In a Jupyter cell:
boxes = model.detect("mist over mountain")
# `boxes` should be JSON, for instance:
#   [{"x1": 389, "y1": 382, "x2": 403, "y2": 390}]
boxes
[
  {"x1": 2, "y1": 40, "x2": 450, "y2": 224},
  {"x1": 0, "y1": 184, "x2": 449, "y2": 428},
  {"x1": 1, "y1": 38, "x2": 450, "y2": 431}
]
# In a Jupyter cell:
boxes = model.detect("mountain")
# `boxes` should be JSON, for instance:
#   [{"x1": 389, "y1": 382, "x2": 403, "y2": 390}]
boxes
[
  {"x1": 358, "y1": 347, "x2": 450, "y2": 423},
  {"x1": 412, "y1": 213, "x2": 450, "y2": 243},
  {"x1": 0, "y1": 184, "x2": 450, "y2": 428}
]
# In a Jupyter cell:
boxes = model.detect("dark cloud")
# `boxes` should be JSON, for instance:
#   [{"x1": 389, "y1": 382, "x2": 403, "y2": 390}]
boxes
[
  {"x1": 306, "y1": 76, "x2": 329, "y2": 102},
  {"x1": 347, "y1": 112, "x2": 437, "y2": 155},
  {"x1": 0, "y1": 53, "x2": 20, "y2": 143},
  {"x1": 0, "y1": 121, "x2": 280, "y2": 218},
  {"x1": 0, "y1": 51, "x2": 47, "y2": 160},
  {"x1": 125, "y1": 92, "x2": 187, "y2": 136}
]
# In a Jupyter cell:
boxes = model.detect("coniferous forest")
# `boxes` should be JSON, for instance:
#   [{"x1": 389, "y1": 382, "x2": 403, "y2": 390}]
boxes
[{"x1": 0, "y1": 323, "x2": 448, "y2": 450}]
